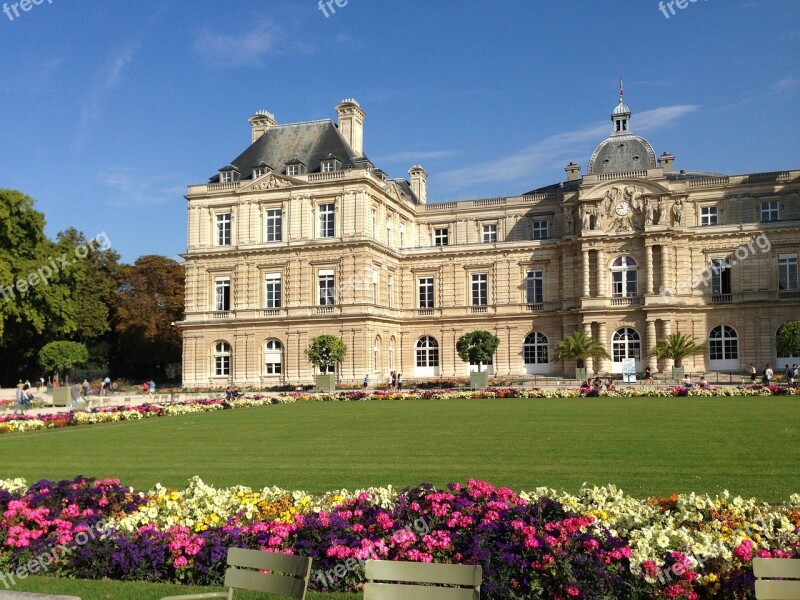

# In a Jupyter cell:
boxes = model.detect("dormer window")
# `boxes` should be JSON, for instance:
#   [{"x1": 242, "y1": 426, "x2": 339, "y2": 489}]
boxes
[
  {"x1": 218, "y1": 165, "x2": 239, "y2": 183},
  {"x1": 285, "y1": 158, "x2": 306, "y2": 177},
  {"x1": 320, "y1": 159, "x2": 339, "y2": 173},
  {"x1": 252, "y1": 162, "x2": 271, "y2": 179}
]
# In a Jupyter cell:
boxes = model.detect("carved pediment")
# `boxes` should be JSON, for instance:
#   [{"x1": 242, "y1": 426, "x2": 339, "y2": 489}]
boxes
[
  {"x1": 386, "y1": 181, "x2": 404, "y2": 203},
  {"x1": 242, "y1": 173, "x2": 300, "y2": 192}
]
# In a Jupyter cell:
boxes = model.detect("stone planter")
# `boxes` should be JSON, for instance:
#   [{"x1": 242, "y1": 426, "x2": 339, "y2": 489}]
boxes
[
  {"x1": 52, "y1": 387, "x2": 71, "y2": 407},
  {"x1": 470, "y1": 371, "x2": 489, "y2": 389},
  {"x1": 672, "y1": 367, "x2": 685, "y2": 382},
  {"x1": 575, "y1": 368, "x2": 587, "y2": 382},
  {"x1": 314, "y1": 374, "x2": 336, "y2": 393}
]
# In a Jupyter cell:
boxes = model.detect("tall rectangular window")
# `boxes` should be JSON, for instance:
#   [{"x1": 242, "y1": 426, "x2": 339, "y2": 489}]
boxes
[
  {"x1": 319, "y1": 203, "x2": 335, "y2": 238},
  {"x1": 531, "y1": 220, "x2": 549, "y2": 240},
  {"x1": 372, "y1": 271, "x2": 379, "y2": 304},
  {"x1": 372, "y1": 207, "x2": 377, "y2": 238},
  {"x1": 779, "y1": 254, "x2": 798, "y2": 290},
  {"x1": 526, "y1": 270, "x2": 544, "y2": 304},
  {"x1": 214, "y1": 277, "x2": 231, "y2": 311},
  {"x1": 265, "y1": 274, "x2": 282, "y2": 308},
  {"x1": 264, "y1": 209, "x2": 282, "y2": 242},
  {"x1": 471, "y1": 273, "x2": 488, "y2": 306},
  {"x1": 434, "y1": 228, "x2": 449, "y2": 246},
  {"x1": 386, "y1": 218, "x2": 392, "y2": 246},
  {"x1": 700, "y1": 206, "x2": 718, "y2": 226},
  {"x1": 388, "y1": 275, "x2": 394, "y2": 307},
  {"x1": 399, "y1": 223, "x2": 405, "y2": 247},
  {"x1": 216, "y1": 213, "x2": 231, "y2": 246},
  {"x1": 482, "y1": 224, "x2": 497, "y2": 243},
  {"x1": 318, "y1": 270, "x2": 335, "y2": 305},
  {"x1": 761, "y1": 201, "x2": 779, "y2": 223},
  {"x1": 711, "y1": 259, "x2": 731, "y2": 294},
  {"x1": 418, "y1": 277, "x2": 434, "y2": 308}
]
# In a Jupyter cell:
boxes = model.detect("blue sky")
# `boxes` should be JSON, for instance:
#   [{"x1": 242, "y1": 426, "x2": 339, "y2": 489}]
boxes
[{"x1": 0, "y1": 0, "x2": 797, "y2": 263}]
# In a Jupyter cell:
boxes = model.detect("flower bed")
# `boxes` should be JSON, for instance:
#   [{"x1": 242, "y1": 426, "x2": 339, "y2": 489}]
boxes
[{"x1": 0, "y1": 476, "x2": 797, "y2": 598}]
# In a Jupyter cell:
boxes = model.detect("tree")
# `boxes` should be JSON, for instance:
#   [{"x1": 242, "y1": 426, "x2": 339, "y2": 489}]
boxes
[
  {"x1": 38, "y1": 341, "x2": 89, "y2": 381},
  {"x1": 111, "y1": 255, "x2": 184, "y2": 379},
  {"x1": 304, "y1": 335, "x2": 347, "y2": 373},
  {"x1": 649, "y1": 332, "x2": 705, "y2": 368},
  {"x1": 456, "y1": 330, "x2": 500, "y2": 372},
  {"x1": 777, "y1": 321, "x2": 800, "y2": 358},
  {"x1": 553, "y1": 331, "x2": 610, "y2": 369}
]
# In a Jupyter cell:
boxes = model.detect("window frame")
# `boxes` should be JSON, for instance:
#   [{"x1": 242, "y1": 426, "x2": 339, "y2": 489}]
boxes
[
  {"x1": 778, "y1": 254, "x2": 798, "y2": 291},
  {"x1": 710, "y1": 258, "x2": 731, "y2": 295},
  {"x1": 700, "y1": 206, "x2": 718, "y2": 226},
  {"x1": 523, "y1": 332, "x2": 549, "y2": 365},
  {"x1": 264, "y1": 208, "x2": 282, "y2": 243},
  {"x1": 482, "y1": 223, "x2": 498, "y2": 244},
  {"x1": 471, "y1": 273, "x2": 488, "y2": 306},
  {"x1": 214, "y1": 276, "x2": 231, "y2": 312},
  {"x1": 264, "y1": 339, "x2": 283, "y2": 374},
  {"x1": 418, "y1": 276, "x2": 435, "y2": 309},
  {"x1": 434, "y1": 227, "x2": 449, "y2": 247},
  {"x1": 264, "y1": 273, "x2": 282, "y2": 309},
  {"x1": 525, "y1": 270, "x2": 544, "y2": 304},
  {"x1": 216, "y1": 212, "x2": 232, "y2": 246},
  {"x1": 319, "y1": 203, "x2": 335, "y2": 238},
  {"x1": 318, "y1": 271, "x2": 335, "y2": 306},
  {"x1": 531, "y1": 220, "x2": 549, "y2": 240},
  {"x1": 610, "y1": 256, "x2": 638, "y2": 298},
  {"x1": 213, "y1": 342, "x2": 231, "y2": 376},
  {"x1": 760, "y1": 200, "x2": 779, "y2": 223}
]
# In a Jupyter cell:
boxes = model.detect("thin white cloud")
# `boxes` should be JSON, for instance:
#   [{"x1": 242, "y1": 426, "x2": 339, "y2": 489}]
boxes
[
  {"x1": 194, "y1": 21, "x2": 281, "y2": 67},
  {"x1": 98, "y1": 169, "x2": 185, "y2": 208},
  {"x1": 439, "y1": 105, "x2": 699, "y2": 189},
  {"x1": 76, "y1": 41, "x2": 140, "y2": 148},
  {"x1": 773, "y1": 77, "x2": 798, "y2": 92},
  {"x1": 376, "y1": 150, "x2": 458, "y2": 164}
]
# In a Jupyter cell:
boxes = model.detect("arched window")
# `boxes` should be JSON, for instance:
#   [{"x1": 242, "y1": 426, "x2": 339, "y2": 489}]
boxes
[
  {"x1": 416, "y1": 336, "x2": 439, "y2": 368},
  {"x1": 611, "y1": 256, "x2": 638, "y2": 297},
  {"x1": 612, "y1": 328, "x2": 641, "y2": 362},
  {"x1": 213, "y1": 342, "x2": 231, "y2": 376},
  {"x1": 523, "y1": 332, "x2": 549, "y2": 364},
  {"x1": 388, "y1": 337, "x2": 395, "y2": 371},
  {"x1": 709, "y1": 326, "x2": 738, "y2": 361},
  {"x1": 264, "y1": 340, "x2": 282, "y2": 374}
]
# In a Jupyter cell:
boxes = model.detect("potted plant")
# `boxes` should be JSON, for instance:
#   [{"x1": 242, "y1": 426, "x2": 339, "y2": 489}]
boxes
[
  {"x1": 649, "y1": 332, "x2": 705, "y2": 381},
  {"x1": 304, "y1": 335, "x2": 347, "y2": 392},
  {"x1": 553, "y1": 331, "x2": 610, "y2": 381},
  {"x1": 456, "y1": 330, "x2": 500, "y2": 389}
]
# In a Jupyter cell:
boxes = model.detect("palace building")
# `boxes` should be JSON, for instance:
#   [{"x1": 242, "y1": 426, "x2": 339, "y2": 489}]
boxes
[{"x1": 179, "y1": 94, "x2": 800, "y2": 387}]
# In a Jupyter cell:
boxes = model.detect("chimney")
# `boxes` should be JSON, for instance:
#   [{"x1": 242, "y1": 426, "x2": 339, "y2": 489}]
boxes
[
  {"x1": 659, "y1": 152, "x2": 675, "y2": 172},
  {"x1": 248, "y1": 110, "x2": 277, "y2": 144},
  {"x1": 409, "y1": 165, "x2": 428, "y2": 204},
  {"x1": 335, "y1": 99, "x2": 365, "y2": 156},
  {"x1": 565, "y1": 162, "x2": 581, "y2": 181}
]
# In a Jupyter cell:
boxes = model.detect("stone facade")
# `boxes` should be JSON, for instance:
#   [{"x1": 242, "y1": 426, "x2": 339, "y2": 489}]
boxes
[{"x1": 180, "y1": 97, "x2": 800, "y2": 387}]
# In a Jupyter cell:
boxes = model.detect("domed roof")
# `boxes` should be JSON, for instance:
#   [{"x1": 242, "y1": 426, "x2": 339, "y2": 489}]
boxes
[
  {"x1": 588, "y1": 135, "x2": 656, "y2": 175},
  {"x1": 587, "y1": 95, "x2": 656, "y2": 175},
  {"x1": 612, "y1": 101, "x2": 631, "y2": 116}
]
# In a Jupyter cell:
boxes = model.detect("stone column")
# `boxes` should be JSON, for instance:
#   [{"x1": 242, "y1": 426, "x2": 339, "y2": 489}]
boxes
[
  {"x1": 647, "y1": 319, "x2": 658, "y2": 372},
  {"x1": 582, "y1": 250, "x2": 590, "y2": 298},
  {"x1": 663, "y1": 320, "x2": 674, "y2": 371},
  {"x1": 598, "y1": 321, "x2": 610, "y2": 374},
  {"x1": 583, "y1": 321, "x2": 594, "y2": 377},
  {"x1": 661, "y1": 245, "x2": 669, "y2": 295},
  {"x1": 645, "y1": 245, "x2": 654, "y2": 295},
  {"x1": 597, "y1": 249, "x2": 606, "y2": 297}
]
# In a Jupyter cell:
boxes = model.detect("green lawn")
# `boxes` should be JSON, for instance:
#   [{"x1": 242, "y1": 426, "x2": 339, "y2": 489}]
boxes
[
  {"x1": 1, "y1": 396, "x2": 798, "y2": 500},
  {"x1": 9, "y1": 575, "x2": 359, "y2": 599}
]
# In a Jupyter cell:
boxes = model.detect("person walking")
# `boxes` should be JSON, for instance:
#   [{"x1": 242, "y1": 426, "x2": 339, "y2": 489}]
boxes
[
  {"x1": 148, "y1": 380, "x2": 156, "y2": 397},
  {"x1": 14, "y1": 382, "x2": 25, "y2": 415},
  {"x1": 70, "y1": 382, "x2": 82, "y2": 409},
  {"x1": 82, "y1": 379, "x2": 90, "y2": 397},
  {"x1": 363, "y1": 374, "x2": 369, "y2": 390},
  {"x1": 397, "y1": 373, "x2": 403, "y2": 391},
  {"x1": 749, "y1": 363, "x2": 757, "y2": 384},
  {"x1": 763, "y1": 363, "x2": 774, "y2": 386}
]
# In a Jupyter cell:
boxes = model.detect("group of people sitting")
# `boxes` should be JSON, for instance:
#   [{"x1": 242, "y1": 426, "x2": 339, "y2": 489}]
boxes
[
  {"x1": 580, "y1": 376, "x2": 617, "y2": 392},
  {"x1": 680, "y1": 374, "x2": 709, "y2": 389}
]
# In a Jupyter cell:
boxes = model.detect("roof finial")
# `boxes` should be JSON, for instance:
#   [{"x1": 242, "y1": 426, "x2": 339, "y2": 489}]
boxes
[{"x1": 619, "y1": 75, "x2": 624, "y2": 102}]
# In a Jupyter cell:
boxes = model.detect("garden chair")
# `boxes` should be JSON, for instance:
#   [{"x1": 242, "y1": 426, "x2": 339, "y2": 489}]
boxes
[
  {"x1": 754, "y1": 557, "x2": 800, "y2": 599},
  {"x1": 364, "y1": 559, "x2": 481, "y2": 599},
  {"x1": 160, "y1": 547, "x2": 312, "y2": 600}
]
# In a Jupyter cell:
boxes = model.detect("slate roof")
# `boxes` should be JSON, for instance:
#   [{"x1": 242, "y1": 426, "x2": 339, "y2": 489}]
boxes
[{"x1": 209, "y1": 120, "x2": 363, "y2": 182}]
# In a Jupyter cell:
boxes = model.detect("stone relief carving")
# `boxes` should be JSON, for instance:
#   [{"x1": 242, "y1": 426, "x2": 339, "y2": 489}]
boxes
[
  {"x1": 672, "y1": 197, "x2": 685, "y2": 225},
  {"x1": 249, "y1": 174, "x2": 293, "y2": 191}
]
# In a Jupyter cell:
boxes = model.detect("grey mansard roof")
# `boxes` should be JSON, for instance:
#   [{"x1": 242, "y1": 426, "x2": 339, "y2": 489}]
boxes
[
  {"x1": 588, "y1": 134, "x2": 657, "y2": 175},
  {"x1": 209, "y1": 120, "x2": 365, "y2": 182}
]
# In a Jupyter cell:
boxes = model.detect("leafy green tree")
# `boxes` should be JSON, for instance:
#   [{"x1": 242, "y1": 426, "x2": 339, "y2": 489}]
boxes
[
  {"x1": 650, "y1": 332, "x2": 705, "y2": 368},
  {"x1": 777, "y1": 321, "x2": 800, "y2": 358},
  {"x1": 111, "y1": 255, "x2": 184, "y2": 379},
  {"x1": 304, "y1": 335, "x2": 347, "y2": 373},
  {"x1": 456, "y1": 330, "x2": 500, "y2": 372},
  {"x1": 38, "y1": 341, "x2": 89, "y2": 381},
  {"x1": 553, "y1": 331, "x2": 610, "y2": 369}
]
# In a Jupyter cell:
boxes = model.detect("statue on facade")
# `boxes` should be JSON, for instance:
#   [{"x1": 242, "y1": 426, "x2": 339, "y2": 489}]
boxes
[
  {"x1": 672, "y1": 197, "x2": 684, "y2": 225},
  {"x1": 563, "y1": 206, "x2": 575, "y2": 235},
  {"x1": 593, "y1": 206, "x2": 604, "y2": 230},
  {"x1": 656, "y1": 197, "x2": 666, "y2": 225},
  {"x1": 603, "y1": 187, "x2": 619, "y2": 215},
  {"x1": 645, "y1": 198, "x2": 655, "y2": 225},
  {"x1": 624, "y1": 186, "x2": 644, "y2": 212},
  {"x1": 581, "y1": 205, "x2": 592, "y2": 230}
]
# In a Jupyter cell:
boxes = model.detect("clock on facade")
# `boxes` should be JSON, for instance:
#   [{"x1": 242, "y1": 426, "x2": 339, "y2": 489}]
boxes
[{"x1": 615, "y1": 201, "x2": 630, "y2": 216}]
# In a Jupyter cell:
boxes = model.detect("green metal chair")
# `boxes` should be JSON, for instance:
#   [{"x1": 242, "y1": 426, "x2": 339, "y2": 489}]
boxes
[
  {"x1": 754, "y1": 558, "x2": 800, "y2": 599},
  {"x1": 160, "y1": 547, "x2": 312, "y2": 600},
  {"x1": 364, "y1": 559, "x2": 481, "y2": 599}
]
